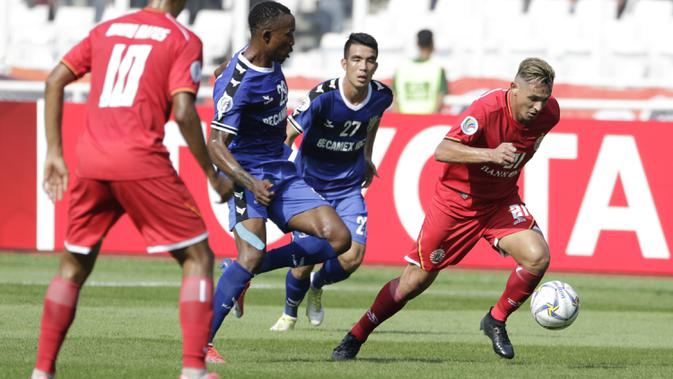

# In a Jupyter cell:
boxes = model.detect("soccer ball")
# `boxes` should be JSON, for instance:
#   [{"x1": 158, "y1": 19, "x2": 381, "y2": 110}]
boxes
[{"x1": 530, "y1": 281, "x2": 580, "y2": 329}]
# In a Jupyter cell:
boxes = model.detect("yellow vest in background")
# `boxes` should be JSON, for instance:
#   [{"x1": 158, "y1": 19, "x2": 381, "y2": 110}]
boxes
[{"x1": 394, "y1": 59, "x2": 445, "y2": 114}]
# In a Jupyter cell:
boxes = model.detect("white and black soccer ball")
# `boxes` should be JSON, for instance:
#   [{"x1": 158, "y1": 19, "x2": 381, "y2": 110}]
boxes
[{"x1": 530, "y1": 281, "x2": 580, "y2": 330}]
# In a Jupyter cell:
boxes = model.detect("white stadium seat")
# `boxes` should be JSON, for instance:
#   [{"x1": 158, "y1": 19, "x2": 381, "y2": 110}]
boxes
[
  {"x1": 7, "y1": 3, "x2": 55, "y2": 70},
  {"x1": 193, "y1": 10, "x2": 234, "y2": 73},
  {"x1": 54, "y1": 7, "x2": 95, "y2": 60}
]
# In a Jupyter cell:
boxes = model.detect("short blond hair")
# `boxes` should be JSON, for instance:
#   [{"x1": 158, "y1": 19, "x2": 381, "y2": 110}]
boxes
[{"x1": 515, "y1": 57, "x2": 555, "y2": 87}]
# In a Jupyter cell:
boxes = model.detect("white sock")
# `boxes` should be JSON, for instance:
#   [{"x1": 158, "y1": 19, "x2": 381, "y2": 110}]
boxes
[
  {"x1": 181, "y1": 367, "x2": 207, "y2": 379},
  {"x1": 31, "y1": 369, "x2": 54, "y2": 379}
]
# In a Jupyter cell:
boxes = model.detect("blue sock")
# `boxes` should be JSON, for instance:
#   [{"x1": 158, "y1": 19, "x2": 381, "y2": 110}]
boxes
[
  {"x1": 283, "y1": 269, "x2": 310, "y2": 317},
  {"x1": 312, "y1": 257, "x2": 350, "y2": 289},
  {"x1": 256, "y1": 236, "x2": 338, "y2": 274},
  {"x1": 209, "y1": 261, "x2": 253, "y2": 343}
]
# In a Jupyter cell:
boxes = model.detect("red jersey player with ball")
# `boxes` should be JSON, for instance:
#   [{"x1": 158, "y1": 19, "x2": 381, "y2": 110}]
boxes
[{"x1": 333, "y1": 57, "x2": 560, "y2": 361}]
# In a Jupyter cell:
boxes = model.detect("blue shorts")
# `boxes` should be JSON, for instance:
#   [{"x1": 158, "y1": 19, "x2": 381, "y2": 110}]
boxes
[
  {"x1": 292, "y1": 193, "x2": 368, "y2": 245},
  {"x1": 227, "y1": 173, "x2": 329, "y2": 233}
]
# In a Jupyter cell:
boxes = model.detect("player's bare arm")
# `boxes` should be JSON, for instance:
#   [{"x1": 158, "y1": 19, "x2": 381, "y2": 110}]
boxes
[
  {"x1": 434, "y1": 139, "x2": 517, "y2": 166},
  {"x1": 362, "y1": 116, "x2": 382, "y2": 188},
  {"x1": 173, "y1": 92, "x2": 234, "y2": 203},
  {"x1": 207, "y1": 129, "x2": 274, "y2": 205},
  {"x1": 43, "y1": 63, "x2": 77, "y2": 202}
]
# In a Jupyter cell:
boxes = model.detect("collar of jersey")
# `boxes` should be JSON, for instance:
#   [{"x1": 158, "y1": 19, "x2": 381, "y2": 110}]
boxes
[
  {"x1": 238, "y1": 50, "x2": 275, "y2": 73},
  {"x1": 338, "y1": 77, "x2": 372, "y2": 111},
  {"x1": 505, "y1": 89, "x2": 525, "y2": 129}
]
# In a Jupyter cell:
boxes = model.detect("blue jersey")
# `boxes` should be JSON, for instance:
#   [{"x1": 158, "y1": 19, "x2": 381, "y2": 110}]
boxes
[
  {"x1": 211, "y1": 49, "x2": 294, "y2": 175},
  {"x1": 288, "y1": 77, "x2": 393, "y2": 200}
]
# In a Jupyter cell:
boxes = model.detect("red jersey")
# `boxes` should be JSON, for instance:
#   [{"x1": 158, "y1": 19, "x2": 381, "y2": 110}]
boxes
[
  {"x1": 438, "y1": 88, "x2": 560, "y2": 201},
  {"x1": 62, "y1": 8, "x2": 203, "y2": 180}
]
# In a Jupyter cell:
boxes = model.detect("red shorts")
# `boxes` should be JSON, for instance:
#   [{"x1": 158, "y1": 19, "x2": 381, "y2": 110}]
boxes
[
  {"x1": 405, "y1": 189, "x2": 538, "y2": 272},
  {"x1": 65, "y1": 175, "x2": 208, "y2": 254}
]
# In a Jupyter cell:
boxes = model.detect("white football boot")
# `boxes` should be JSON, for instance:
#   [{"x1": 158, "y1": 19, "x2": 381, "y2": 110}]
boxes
[
  {"x1": 269, "y1": 313, "x2": 297, "y2": 331},
  {"x1": 306, "y1": 272, "x2": 324, "y2": 326}
]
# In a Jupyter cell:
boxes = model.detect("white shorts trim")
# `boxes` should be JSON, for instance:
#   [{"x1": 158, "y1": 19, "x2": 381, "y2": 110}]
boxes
[
  {"x1": 404, "y1": 255, "x2": 421, "y2": 267},
  {"x1": 64, "y1": 241, "x2": 92, "y2": 255},
  {"x1": 147, "y1": 231, "x2": 209, "y2": 253}
]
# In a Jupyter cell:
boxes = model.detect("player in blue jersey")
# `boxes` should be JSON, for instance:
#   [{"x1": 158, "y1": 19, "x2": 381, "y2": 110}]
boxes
[
  {"x1": 268, "y1": 33, "x2": 393, "y2": 331},
  {"x1": 204, "y1": 1, "x2": 352, "y2": 363}
]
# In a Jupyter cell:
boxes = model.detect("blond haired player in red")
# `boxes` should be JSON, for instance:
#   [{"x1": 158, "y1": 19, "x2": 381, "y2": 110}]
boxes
[
  {"x1": 333, "y1": 57, "x2": 559, "y2": 361},
  {"x1": 31, "y1": 1, "x2": 231, "y2": 378}
]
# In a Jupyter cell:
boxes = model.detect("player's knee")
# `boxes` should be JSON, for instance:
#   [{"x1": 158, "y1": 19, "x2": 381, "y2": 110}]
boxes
[
  {"x1": 182, "y1": 241, "x2": 215, "y2": 270},
  {"x1": 291, "y1": 265, "x2": 313, "y2": 279},
  {"x1": 57, "y1": 257, "x2": 90, "y2": 285},
  {"x1": 522, "y1": 246, "x2": 550, "y2": 273},
  {"x1": 339, "y1": 246, "x2": 365, "y2": 272},
  {"x1": 236, "y1": 250, "x2": 264, "y2": 272},
  {"x1": 322, "y1": 224, "x2": 352, "y2": 254}
]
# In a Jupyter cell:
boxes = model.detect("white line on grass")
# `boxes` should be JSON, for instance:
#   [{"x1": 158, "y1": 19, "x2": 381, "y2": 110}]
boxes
[{"x1": 10, "y1": 280, "x2": 498, "y2": 297}]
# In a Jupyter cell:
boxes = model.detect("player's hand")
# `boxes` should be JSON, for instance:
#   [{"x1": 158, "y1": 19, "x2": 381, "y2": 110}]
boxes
[
  {"x1": 250, "y1": 178, "x2": 275, "y2": 206},
  {"x1": 362, "y1": 159, "x2": 379, "y2": 188},
  {"x1": 208, "y1": 172, "x2": 235, "y2": 203},
  {"x1": 43, "y1": 154, "x2": 69, "y2": 202},
  {"x1": 490, "y1": 143, "x2": 517, "y2": 166}
]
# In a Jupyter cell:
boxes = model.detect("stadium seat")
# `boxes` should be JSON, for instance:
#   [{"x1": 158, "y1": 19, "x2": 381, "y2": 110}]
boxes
[
  {"x1": 604, "y1": 18, "x2": 648, "y2": 85},
  {"x1": 318, "y1": 32, "x2": 350, "y2": 77},
  {"x1": 431, "y1": 0, "x2": 480, "y2": 78},
  {"x1": 192, "y1": 10, "x2": 233, "y2": 74},
  {"x1": 100, "y1": 6, "x2": 142, "y2": 22},
  {"x1": 647, "y1": 23, "x2": 673, "y2": 86},
  {"x1": 54, "y1": 7, "x2": 95, "y2": 60},
  {"x1": 7, "y1": 3, "x2": 55, "y2": 70},
  {"x1": 480, "y1": 0, "x2": 525, "y2": 79}
]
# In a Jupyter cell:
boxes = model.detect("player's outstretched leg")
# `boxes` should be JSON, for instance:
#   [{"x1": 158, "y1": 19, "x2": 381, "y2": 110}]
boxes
[
  {"x1": 270, "y1": 269, "x2": 310, "y2": 331},
  {"x1": 219, "y1": 258, "x2": 249, "y2": 318},
  {"x1": 208, "y1": 259, "x2": 253, "y2": 350},
  {"x1": 482, "y1": 229, "x2": 549, "y2": 359},
  {"x1": 332, "y1": 276, "x2": 406, "y2": 360},
  {"x1": 309, "y1": 239, "x2": 364, "y2": 326},
  {"x1": 32, "y1": 246, "x2": 99, "y2": 379},
  {"x1": 480, "y1": 265, "x2": 543, "y2": 359},
  {"x1": 332, "y1": 265, "x2": 437, "y2": 361},
  {"x1": 33, "y1": 276, "x2": 81, "y2": 379}
]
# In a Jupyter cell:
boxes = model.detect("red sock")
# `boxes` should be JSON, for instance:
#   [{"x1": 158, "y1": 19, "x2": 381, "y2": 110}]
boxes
[
  {"x1": 491, "y1": 266, "x2": 543, "y2": 322},
  {"x1": 351, "y1": 277, "x2": 407, "y2": 342},
  {"x1": 180, "y1": 276, "x2": 213, "y2": 369},
  {"x1": 35, "y1": 276, "x2": 81, "y2": 373}
]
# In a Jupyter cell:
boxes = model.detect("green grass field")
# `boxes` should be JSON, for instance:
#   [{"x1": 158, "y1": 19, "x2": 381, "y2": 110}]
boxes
[{"x1": 2, "y1": 252, "x2": 672, "y2": 378}]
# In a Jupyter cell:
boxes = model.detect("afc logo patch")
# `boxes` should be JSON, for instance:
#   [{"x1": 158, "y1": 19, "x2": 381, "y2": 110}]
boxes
[
  {"x1": 430, "y1": 249, "x2": 446, "y2": 264},
  {"x1": 460, "y1": 116, "x2": 479, "y2": 135}
]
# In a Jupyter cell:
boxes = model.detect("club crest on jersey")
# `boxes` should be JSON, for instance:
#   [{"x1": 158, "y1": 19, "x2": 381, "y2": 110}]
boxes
[
  {"x1": 296, "y1": 95, "x2": 311, "y2": 112},
  {"x1": 190, "y1": 61, "x2": 202, "y2": 84},
  {"x1": 534, "y1": 134, "x2": 546, "y2": 151},
  {"x1": 460, "y1": 116, "x2": 479, "y2": 135},
  {"x1": 216, "y1": 93, "x2": 233, "y2": 118},
  {"x1": 430, "y1": 249, "x2": 445, "y2": 264}
]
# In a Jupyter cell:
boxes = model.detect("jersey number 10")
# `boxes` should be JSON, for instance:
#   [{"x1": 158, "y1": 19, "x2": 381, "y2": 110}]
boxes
[{"x1": 99, "y1": 44, "x2": 153, "y2": 108}]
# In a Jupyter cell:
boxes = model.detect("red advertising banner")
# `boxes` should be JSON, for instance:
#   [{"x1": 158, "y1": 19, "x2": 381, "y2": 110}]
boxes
[{"x1": 1, "y1": 101, "x2": 671, "y2": 275}]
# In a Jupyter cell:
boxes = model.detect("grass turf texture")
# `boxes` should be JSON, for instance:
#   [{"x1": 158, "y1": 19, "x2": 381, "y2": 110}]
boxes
[{"x1": 1, "y1": 252, "x2": 672, "y2": 378}]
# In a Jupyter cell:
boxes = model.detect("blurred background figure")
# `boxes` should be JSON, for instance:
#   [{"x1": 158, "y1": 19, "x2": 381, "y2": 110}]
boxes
[{"x1": 392, "y1": 29, "x2": 448, "y2": 114}]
